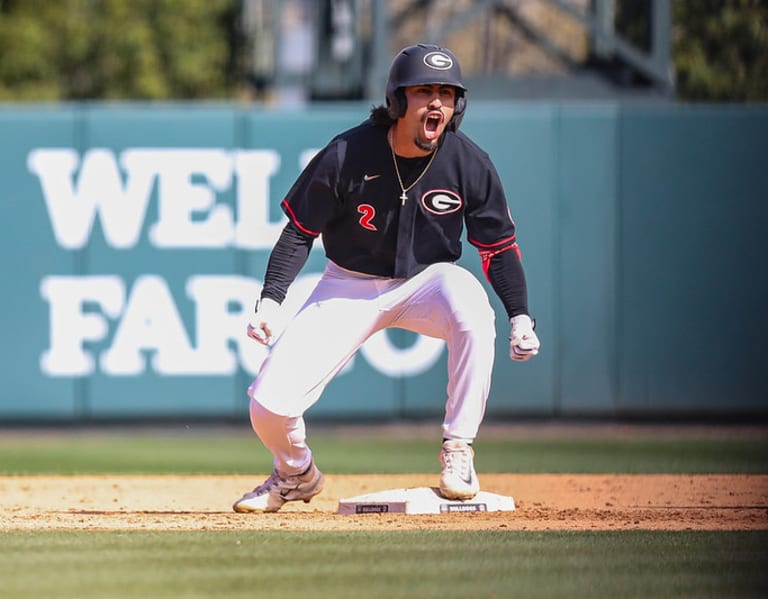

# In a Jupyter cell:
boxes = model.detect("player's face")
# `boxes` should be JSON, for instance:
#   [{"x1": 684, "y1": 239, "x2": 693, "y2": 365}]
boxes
[{"x1": 403, "y1": 84, "x2": 456, "y2": 152}]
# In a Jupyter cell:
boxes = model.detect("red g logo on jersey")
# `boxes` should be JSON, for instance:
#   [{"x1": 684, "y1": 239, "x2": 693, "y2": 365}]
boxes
[{"x1": 421, "y1": 190, "x2": 463, "y2": 215}]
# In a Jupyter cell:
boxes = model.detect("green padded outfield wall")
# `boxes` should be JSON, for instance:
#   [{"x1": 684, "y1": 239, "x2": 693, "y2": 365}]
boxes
[{"x1": 0, "y1": 103, "x2": 765, "y2": 422}]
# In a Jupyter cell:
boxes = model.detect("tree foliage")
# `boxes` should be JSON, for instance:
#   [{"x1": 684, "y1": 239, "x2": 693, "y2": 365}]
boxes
[
  {"x1": 616, "y1": 0, "x2": 768, "y2": 101},
  {"x1": 672, "y1": 0, "x2": 768, "y2": 101},
  {"x1": 0, "y1": 0, "x2": 242, "y2": 101},
  {"x1": 0, "y1": 1, "x2": 766, "y2": 102}
]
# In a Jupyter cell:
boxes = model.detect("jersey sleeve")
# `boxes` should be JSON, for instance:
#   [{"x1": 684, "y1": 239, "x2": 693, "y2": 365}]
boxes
[
  {"x1": 464, "y1": 151, "x2": 530, "y2": 319},
  {"x1": 280, "y1": 141, "x2": 343, "y2": 236},
  {"x1": 464, "y1": 155, "x2": 518, "y2": 251}
]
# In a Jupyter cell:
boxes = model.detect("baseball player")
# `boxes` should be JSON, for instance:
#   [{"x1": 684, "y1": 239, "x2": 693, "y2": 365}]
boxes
[{"x1": 233, "y1": 43, "x2": 539, "y2": 513}]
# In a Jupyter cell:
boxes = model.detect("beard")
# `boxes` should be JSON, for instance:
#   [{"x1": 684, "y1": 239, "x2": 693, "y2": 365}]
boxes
[{"x1": 414, "y1": 136, "x2": 438, "y2": 152}]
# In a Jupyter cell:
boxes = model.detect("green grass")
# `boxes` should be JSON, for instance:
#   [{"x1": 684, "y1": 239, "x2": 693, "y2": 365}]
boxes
[
  {"x1": 0, "y1": 427, "x2": 766, "y2": 474},
  {"x1": 0, "y1": 530, "x2": 766, "y2": 598}
]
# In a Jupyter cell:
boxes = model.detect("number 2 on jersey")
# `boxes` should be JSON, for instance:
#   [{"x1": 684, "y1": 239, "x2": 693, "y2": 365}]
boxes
[{"x1": 357, "y1": 204, "x2": 378, "y2": 231}]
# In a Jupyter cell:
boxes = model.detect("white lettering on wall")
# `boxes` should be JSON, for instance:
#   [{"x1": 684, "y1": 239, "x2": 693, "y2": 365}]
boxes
[
  {"x1": 32, "y1": 147, "x2": 445, "y2": 381},
  {"x1": 148, "y1": 150, "x2": 235, "y2": 248},
  {"x1": 40, "y1": 273, "x2": 446, "y2": 378},
  {"x1": 40, "y1": 275, "x2": 125, "y2": 376},
  {"x1": 100, "y1": 275, "x2": 199, "y2": 375},
  {"x1": 28, "y1": 149, "x2": 155, "y2": 249},
  {"x1": 232, "y1": 150, "x2": 282, "y2": 249},
  {"x1": 28, "y1": 148, "x2": 287, "y2": 250}
]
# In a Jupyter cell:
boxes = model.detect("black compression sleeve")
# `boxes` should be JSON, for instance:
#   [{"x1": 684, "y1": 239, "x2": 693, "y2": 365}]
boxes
[
  {"x1": 259, "y1": 221, "x2": 315, "y2": 304},
  {"x1": 487, "y1": 249, "x2": 529, "y2": 319}
]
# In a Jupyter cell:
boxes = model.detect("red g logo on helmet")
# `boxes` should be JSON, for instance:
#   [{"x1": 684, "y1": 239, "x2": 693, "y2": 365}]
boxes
[
  {"x1": 423, "y1": 52, "x2": 453, "y2": 71},
  {"x1": 421, "y1": 190, "x2": 463, "y2": 215}
]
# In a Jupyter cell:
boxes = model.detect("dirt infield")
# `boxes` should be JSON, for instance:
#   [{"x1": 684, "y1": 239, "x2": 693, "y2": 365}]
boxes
[{"x1": 2, "y1": 474, "x2": 767, "y2": 532}]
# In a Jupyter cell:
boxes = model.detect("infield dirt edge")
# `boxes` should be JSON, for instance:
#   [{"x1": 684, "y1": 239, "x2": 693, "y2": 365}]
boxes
[{"x1": 2, "y1": 473, "x2": 767, "y2": 532}]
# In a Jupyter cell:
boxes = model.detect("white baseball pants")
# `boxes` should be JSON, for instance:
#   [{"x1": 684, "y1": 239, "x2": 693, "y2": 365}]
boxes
[{"x1": 248, "y1": 260, "x2": 496, "y2": 475}]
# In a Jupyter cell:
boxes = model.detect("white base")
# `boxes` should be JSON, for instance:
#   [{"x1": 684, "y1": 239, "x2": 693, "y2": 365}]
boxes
[{"x1": 337, "y1": 487, "x2": 515, "y2": 515}]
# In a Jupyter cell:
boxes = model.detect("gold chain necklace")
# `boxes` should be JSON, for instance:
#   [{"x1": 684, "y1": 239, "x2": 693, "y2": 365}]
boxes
[{"x1": 388, "y1": 128, "x2": 438, "y2": 206}]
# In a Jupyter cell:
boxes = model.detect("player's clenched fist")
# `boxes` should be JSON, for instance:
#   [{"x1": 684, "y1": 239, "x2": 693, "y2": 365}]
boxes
[
  {"x1": 509, "y1": 314, "x2": 539, "y2": 361},
  {"x1": 247, "y1": 298, "x2": 281, "y2": 346}
]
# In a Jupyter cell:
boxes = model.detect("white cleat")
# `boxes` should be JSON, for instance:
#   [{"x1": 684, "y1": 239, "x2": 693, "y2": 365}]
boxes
[
  {"x1": 233, "y1": 461, "x2": 324, "y2": 513},
  {"x1": 439, "y1": 440, "x2": 480, "y2": 500}
]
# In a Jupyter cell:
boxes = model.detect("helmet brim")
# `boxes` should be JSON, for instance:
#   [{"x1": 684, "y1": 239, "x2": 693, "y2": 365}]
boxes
[{"x1": 397, "y1": 78, "x2": 467, "y2": 92}]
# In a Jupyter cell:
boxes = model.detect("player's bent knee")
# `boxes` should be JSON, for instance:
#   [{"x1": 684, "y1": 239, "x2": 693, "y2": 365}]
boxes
[{"x1": 248, "y1": 397, "x2": 278, "y2": 427}]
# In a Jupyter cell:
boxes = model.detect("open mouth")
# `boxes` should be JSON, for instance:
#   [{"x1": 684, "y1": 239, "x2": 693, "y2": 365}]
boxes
[{"x1": 423, "y1": 111, "x2": 444, "y2": 139}]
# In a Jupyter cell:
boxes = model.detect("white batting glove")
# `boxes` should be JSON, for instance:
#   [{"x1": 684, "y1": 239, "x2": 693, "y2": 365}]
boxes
[
  {"x1": 510, "y1": 314, "x2": 540, "y2": 362},
  {"x1": 247, "y1": 298, "x2": 281, "y2": 346}
]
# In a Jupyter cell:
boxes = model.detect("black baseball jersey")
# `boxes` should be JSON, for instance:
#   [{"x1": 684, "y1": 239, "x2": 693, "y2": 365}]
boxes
[
  {"x1": 281, "y1": 119, "x2": 518, "y2": 278},
  {"x1": 262, "y1": 118, "x2": 529, "y2": 318}
]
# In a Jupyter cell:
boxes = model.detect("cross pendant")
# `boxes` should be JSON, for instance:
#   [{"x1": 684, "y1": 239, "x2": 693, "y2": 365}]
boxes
[{"x1": 400, "y1": 190, "x2": 408, "y2": 205}]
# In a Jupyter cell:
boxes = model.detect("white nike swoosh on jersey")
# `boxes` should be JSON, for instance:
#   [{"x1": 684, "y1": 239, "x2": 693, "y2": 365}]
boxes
[{"x1": 363, "y1": 174, "x2": 381, "y2": 181}]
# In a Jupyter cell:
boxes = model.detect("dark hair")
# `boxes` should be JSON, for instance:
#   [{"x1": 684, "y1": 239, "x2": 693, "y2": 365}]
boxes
[{"x1": 370, "y1": 104, "x2": 395, "y2": 127}]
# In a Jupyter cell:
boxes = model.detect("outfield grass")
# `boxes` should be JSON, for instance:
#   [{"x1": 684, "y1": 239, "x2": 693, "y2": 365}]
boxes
[
  {"x1": 0, "y1": 426, "x2": 766, "y2": 474},
  {"x1": 1, "y1": 530, "x2": 766, "y2": 598}
]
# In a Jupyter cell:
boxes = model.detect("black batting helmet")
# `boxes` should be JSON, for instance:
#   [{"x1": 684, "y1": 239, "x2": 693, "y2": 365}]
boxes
[{"x1": 385, "y1": 44, "x2": 467, "y2": 131}]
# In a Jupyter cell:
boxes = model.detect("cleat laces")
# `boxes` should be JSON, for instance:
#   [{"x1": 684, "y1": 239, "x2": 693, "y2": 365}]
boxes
[{"x1": 442, "y1": 444, "x2": 473, "y2": 482}]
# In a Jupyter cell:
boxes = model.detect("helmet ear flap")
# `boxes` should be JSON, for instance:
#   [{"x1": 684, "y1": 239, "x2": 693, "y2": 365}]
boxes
[
  {"x1": 387, "y1": 88, "x2": 407, "y2": 120},
  {"x1": 448, "y1": 92, "x2": 467, "y2": 131}
]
